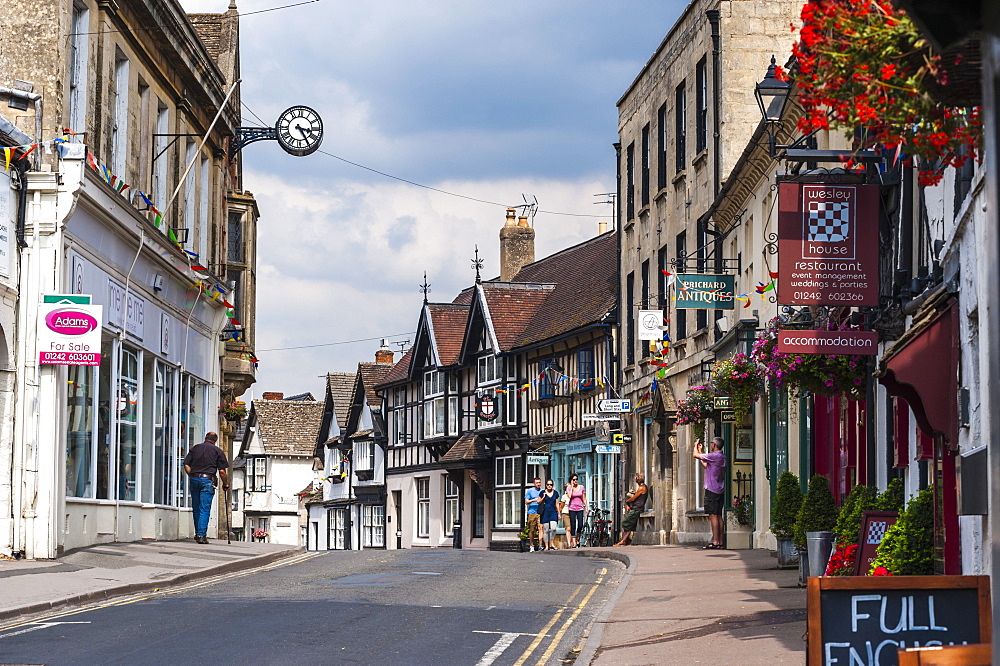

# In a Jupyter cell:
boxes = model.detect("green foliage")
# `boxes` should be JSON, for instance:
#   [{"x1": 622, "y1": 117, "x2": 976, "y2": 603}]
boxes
[
  {"x1": 871, "y1": 487, "x2": 934, "y2": 575},
  {"x1": 834, "y1": 485, "x2": 878, "y2": 545},
  {"x1": 771, "y1": 471, "x2": 804, "y2": 540},
  {"x1": 793, "y1": 474, "x2": 840, "y2": 549},
  {"x1": 875, "y1": 478, "x2": 905, "y2": 512}
]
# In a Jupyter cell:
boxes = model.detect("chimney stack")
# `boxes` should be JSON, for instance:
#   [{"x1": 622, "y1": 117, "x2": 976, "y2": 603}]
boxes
[
  {"x1": 262, "y1": 392, "x2": 284, "y2": 400},
  {"x1": 500, "y1": 207, "x2": 535, "y2": 281},
  {"x1": 375, "y1": 338, "x2": 394, "y2": 364},
  {"x1": 599, "y1": 221, "x2": 608, "y2": 234}
]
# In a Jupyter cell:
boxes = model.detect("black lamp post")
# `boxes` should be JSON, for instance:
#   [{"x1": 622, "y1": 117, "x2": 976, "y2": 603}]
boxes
[{"x1": 753, "y1": 55, "x2": 880, "y2": 163}]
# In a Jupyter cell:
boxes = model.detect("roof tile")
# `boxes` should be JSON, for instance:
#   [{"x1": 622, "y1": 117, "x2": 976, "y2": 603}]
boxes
[{"x1": 251, "y1": 400, "x2": 324, "y2": 456}]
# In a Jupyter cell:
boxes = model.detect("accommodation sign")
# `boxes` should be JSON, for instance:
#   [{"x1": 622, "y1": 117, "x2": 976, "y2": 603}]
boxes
[
  {"x1": 674, "y1": 274, "x2": 735, "y2": 310},
  {"x1": 778, "y1": 182, "x2": 880, "y2": 306},
  {"x1": 38, "y1": 297, "x2": 102, "y2": 366},
  {"x1": 777, "y1": 330, "x2": 879, "y2": 356}
]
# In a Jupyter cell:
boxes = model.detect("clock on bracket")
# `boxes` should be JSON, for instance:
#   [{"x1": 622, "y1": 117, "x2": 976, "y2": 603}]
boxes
[{"x1": 275, "y1": 105, "x2": 323, "y2": 157}]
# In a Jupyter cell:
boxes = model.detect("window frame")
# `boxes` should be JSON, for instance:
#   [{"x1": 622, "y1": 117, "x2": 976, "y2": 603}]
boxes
[
  {"x1": 494, "y1": 455, "x2": 522, "y2": 529},
  {"x1": 247, "y1": 455, "x2": 268, "y2": 492},
  {"x1": 696, "y1": 57, "x2": 708, "y2": 154},
  {"x1": 416, "y1": 477, "x2": 430, "y2": 538},
  {"x1": 675, "y1": 80, "x2": 687, "y2": 174},
  {"x1": 444, "y1": 476, "x2": 459, "y2": 537},
  {"x1": 577, "y1": 348, "x2": 595, "y2": 388},
  {"x1": 355, "y1": 439, "x2": 375, "y2": 471},
  {"x1": 362, "y1": 504, "x2": 385, "y2": 548}
]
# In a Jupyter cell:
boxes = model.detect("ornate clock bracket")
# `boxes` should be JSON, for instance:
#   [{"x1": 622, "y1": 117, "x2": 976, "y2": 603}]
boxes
[{"x1": 230, "y1": 126, "x2": 277, "y2": 160}]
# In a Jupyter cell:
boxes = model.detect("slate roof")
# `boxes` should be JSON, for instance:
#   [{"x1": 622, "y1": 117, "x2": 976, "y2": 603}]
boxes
[
  {"x1": 251, "y1": 399, "x2": 324, "y2": 456},
  {"x1": 357, "y1": 362, "x2": 394, "y2": 408},
  {"x1": 429, "y1": 304, "x2": 470, "y2": 365},
  {"x1": 186, "y1": 14, "x2": 223, "y2": 61},
  {"x1": 511, "y1": 232, "x2": 617, "y2": 348},
  {"x1": 439, "y1": 433, "x2": 490, "y2": 464},
  {"x1": 480, "y1": 283, "x2": 555, "y2": 351},
  {"x1": 326, "y1": 372, "x2": 357, "y2": 429}
]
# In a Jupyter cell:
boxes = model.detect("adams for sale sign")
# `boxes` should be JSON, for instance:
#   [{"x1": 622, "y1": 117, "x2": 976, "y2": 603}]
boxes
[{"x1": 38, "y1": 297, "x2": 103, "y2": 366}]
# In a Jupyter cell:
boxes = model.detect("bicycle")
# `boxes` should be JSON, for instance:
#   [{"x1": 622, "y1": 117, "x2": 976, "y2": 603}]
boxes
[{"x1": 578, "y1": 503, "x2": 612, "y2": 547}]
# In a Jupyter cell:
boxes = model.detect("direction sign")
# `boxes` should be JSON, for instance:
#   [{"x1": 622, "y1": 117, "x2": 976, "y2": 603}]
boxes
[
  {"x1": 598, "y1": 399, "x2": 631, "y2": 413},
  {"x1": 612, "y1": 433, "x2": 633, "y2": 445},
  {"x1": 582, "y1": 414, "x2": 620, "y2": 422},
  {"x1": 595, "y1": 445, "x2": 621, "y2": 454}
]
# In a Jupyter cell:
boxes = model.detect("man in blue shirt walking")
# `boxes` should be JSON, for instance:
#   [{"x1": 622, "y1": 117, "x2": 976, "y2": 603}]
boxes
[{"x1": 524, "y1": 477, "x2": 543, "y2": 552}]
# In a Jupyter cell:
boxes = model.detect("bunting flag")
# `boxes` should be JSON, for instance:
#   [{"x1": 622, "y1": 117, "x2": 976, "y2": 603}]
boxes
[
  {"x1": 138, "y1": 191, "x2": 154, "y2": 208},
  {"x1": 17, "y1": 143, "x2": 38, "y2": 161},
  {"x1": 2, "y1": 147, "x2": 11, "y2": 172},
  {"x1": 87, "y1": 151, "x2": 99, "y2": 172},
  {"x1": 769, "y1": 270, "x2": 779, "y2": 279}
]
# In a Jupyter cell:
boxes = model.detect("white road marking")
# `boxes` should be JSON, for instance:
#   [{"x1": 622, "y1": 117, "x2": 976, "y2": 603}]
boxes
[
  {"x1": 0, "y1": 621, "x2": 91, "y2": 639},
  {"x1": 472, "y1": 631, "x2": 546, "y2": 666},
  {"x1": 410, "y1": 571, "x2": 442, "y2": 575}
]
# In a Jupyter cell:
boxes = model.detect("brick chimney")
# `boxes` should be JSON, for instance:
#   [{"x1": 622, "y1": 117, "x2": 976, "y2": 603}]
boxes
[
  {"x1": 375, "y1": 338, "x2": 394, "y2": 364},
  {"x1": 500, "y1": 207, "x2": 534, "y2": 281},
  {"x1": 262, "y1": 392, "x2": 284, "y2": 400}
]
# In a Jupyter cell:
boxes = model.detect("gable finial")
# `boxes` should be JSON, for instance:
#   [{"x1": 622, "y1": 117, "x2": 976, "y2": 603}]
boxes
[
  {"x1": 472, "y1": 245, "x2": 484, "y2": 284},
  {"x1": 420, "y1": 272, "x2": 431, "y2": 304}
]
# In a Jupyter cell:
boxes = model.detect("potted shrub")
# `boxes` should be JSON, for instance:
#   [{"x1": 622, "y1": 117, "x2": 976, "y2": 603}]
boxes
[
  {"x1": 833, "y1": 485, "x2": 878, "y2": 546},
  {"x1": 794, "y1": 474, "x2": 839, "y2": 582},
  {"x1": 675, "y1": 385, "x2": 715, "y2": 442},
  {"x1": 771, "y1": 471, "x2": 803, "y2": 567},
  {"x1": 711, "y1": 353, "x2": 765, "y2": 423},
  {"x1": 870, "y1": 486, "x2": 934, "y2": 575},
  {"x1": 875, "y1": 477, "x2": 905, "y2": 513}
]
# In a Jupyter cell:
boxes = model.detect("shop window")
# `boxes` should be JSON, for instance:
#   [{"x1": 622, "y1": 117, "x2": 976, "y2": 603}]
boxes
[
  {"x1": 117, "y1": 346, "x2": 139, "y2": 501},
  {"x1": 66, "y1": 364, "x2": 97, "y2": 498},
  {"x1": 96, "y1": 338, "x2": 114, "y2": 499},
  {"x1": 444, "y1": 476, "x2": 459, "y2": 536},
  {"x1": 152, "y1": 361, "x2": 175, "y2": 505},
  {"x1": 416, "y1": 477, "x2": 430, "y2": 537},
  {"x1": 494, "y1": 455, "x2": 522, "y2": 528}
]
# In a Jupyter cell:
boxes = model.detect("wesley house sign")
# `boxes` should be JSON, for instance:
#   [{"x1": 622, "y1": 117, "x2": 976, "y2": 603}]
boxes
[
  {"x1": 778, "y1": 182, "x2": 880, "y2": 306},
  {"x1": 38, "y1": 295, "x2": 102, "y2": 366}
]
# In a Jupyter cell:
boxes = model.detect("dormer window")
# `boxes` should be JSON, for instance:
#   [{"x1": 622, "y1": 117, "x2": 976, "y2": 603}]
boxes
[{"x1": 477, "y1": 354, "x2": 501, "y2": 386}]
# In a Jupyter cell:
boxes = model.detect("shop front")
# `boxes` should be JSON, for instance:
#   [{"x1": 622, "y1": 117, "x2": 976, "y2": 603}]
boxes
[{"x1": 549, "y1": 438, "x2": 615, "y2": 512}]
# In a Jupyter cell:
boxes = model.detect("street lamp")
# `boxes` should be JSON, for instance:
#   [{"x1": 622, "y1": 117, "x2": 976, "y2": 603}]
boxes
[{"x1": 753, "y1": 56, "x2": 880, "y2": 163}]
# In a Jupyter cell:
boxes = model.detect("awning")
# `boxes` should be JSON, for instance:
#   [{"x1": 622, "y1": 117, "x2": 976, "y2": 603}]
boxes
[
  {"x1": 439, "y1": 432, "x2": 491, "y2": 469},
  {"x1": 878, "y1": 298, "x2": 959, "y2": 448}
]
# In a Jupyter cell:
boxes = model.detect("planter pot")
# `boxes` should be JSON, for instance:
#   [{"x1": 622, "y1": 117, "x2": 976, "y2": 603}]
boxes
[
  {"x1": 798, "y1": 547, "x2": 809, "y2": 587},
  {"x1": 806, "y1": 531, "x2": 836, "y2": 578},
  {"x1": 776, "y1": 537, "x2": 799, "y2": 568}
]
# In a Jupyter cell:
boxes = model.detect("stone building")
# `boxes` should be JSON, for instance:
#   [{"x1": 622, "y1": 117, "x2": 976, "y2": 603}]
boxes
[
  {"x1": 615, "y1": 0, "x2": 801, "y2": 545},
  {"x1": 0, "y1": 0, "x2": 258, "y2": 558}
]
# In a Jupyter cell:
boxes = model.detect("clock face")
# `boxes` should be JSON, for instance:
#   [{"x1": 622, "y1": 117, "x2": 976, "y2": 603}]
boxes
[{"x1": 275, "y1": 106, "x2": 323, "y2": 156}]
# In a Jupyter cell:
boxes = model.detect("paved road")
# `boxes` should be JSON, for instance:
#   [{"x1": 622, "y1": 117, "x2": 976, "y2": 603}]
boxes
[{"x1": 0, "y1": 549, "x2": 623, "y2": 665}]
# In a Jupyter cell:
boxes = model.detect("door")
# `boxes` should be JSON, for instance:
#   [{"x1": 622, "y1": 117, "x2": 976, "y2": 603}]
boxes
[
  {"x1": 328, "y1": 508, "x2": 348, "y2": 550},
  {"x1": 392, "y1": 490, "x2": 402, "y2": 549}
]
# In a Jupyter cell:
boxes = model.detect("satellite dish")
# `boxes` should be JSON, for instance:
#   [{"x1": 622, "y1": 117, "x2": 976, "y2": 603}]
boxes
[{"x1": 594, "y1": 421, "x2": 610, "y2": 442}]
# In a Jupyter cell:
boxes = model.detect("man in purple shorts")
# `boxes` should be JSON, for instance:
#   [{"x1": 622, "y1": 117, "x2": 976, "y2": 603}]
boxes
[{"x1": 694, "y1": 437, "x2": 727, "y2": 549}]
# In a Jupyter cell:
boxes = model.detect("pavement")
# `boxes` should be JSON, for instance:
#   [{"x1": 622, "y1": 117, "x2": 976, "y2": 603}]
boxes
[
  {"x1": 567, "y1": 544, "x2": 807, "y2": 665},
  {"x1": 0, "y1": 538, "x2": 301, "y2": 622}
]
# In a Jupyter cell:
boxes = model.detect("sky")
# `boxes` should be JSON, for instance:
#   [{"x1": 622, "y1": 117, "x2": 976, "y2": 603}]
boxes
[{"x1": 179, "y1": 0, "x2": 688, "y2": 401}]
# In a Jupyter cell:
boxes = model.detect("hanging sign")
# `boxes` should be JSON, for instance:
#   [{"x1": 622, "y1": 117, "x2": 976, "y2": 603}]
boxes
[
  {"x1": 777, "y1": 330, "x2": 879, "y2": 355},
  {"x1": 526, "y1": 454, "x2": 550, "y2": 466},
  {"x1": 778, "y1": 182, "x2": 880, "y2": 306},
  {"x1": 476, "y1": 392, "x2": 497, "y2": 421},
  {"x1": 38, "y1": 297, "x2": 103, "y2": 366},
  {"x1": 806, "y1": 575, "x2": 991, "y2": 665},
  {"x1": 638, "y1": 309, "x2": 665, "y2": 340},
  {"x1": 715, "y1": 396, "x2": 731, "y2": 409},
  {"x1": 674, "y1": 274, "x2": 735, "y2": 309}
]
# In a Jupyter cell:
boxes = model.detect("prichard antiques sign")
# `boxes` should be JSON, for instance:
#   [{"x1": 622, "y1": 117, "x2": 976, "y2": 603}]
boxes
[
  {"x1": 778, "y1": 182, "x2": 880, "y2": 306},
  {"x1": 675, "y1": 274, "x2": 735, "y2": 309},
  {"x1": 777, "y1": 330, "x2": 879, "y2": 356}
]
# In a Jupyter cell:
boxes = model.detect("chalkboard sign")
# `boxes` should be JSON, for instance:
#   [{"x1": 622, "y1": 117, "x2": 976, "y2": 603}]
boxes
[
  {"x1": 853, "y1": 511, "x2": 898, "y2": 576},
  {"x1": 807, "y1": 576, "x2": 991, "y2": 666}
]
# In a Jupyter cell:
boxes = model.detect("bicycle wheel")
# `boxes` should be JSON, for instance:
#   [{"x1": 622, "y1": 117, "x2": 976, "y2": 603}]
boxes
[
  {"x1": 578, "y1": 524, "x2": 591, "y2": 547},
  {"x1": 596, "y1": 527, "x2": 610, "y2": 547}
]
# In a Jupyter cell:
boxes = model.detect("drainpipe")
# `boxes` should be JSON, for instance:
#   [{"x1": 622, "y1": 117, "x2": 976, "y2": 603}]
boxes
[{"x1": 706, "y1": 9, "x2": 722, "y2": 199}]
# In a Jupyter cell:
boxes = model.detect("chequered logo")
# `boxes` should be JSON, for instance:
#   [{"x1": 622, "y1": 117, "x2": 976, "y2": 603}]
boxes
[
  {"x1": 866, "y1": 520, "x2": 889, "y2": 545},
  {"x1": 807, "y1": 200, "x2": 850, "y2": 242}
]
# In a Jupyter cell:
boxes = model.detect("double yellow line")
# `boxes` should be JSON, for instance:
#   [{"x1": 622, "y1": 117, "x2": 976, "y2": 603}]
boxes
[
  {"x1": 0, "y1": 551, "x2": 321, "y2": 634},
  {"x1": 513, "y1": 566, "x2": 607, "y2": 665}
]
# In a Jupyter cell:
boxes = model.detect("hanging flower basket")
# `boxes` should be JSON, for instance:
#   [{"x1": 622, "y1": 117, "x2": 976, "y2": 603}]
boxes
[
  {"x1": 219, "y1": 400, "x2": 247, "y2": 421},
  {"x1": 711, "y1": 353, "x2": 765, "y2": 423},
  {"x1": 751, "y1": 319, "x2": 867, "y2": 400},
  {"x1": 791, "y1": 0, "x2": 982, "y2": 186},
  {"x1": 675, "y1": 385, "x2": 715, "y2": 442}
]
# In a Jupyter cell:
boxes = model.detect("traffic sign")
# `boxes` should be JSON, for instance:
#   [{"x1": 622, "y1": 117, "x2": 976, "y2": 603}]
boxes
[
  {"x1": 612, "y1": 433, "x2": 633, "y2": 445},
  {"x1": 595, "y1": 445, "x2": 622, "y2": 454},
  {"x1": 598, "y1": 399, "x2": 631, "y2": 413}
]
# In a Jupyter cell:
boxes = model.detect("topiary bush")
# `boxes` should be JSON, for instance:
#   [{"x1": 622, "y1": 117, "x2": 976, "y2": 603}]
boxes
[
  {"x1": 771, "y1": 471, "x2": 804, "y2": 540},
  {"x1": 793, "y1": 474, "x2": 840, "y2": 550},
  {"x1": 875, "y1": 477, "x2": 905, "y2": 513},
  {"x1": 834, "y1": 485, "x2": 878, "y2": 545},
  {"x1": 870, "y1": 486, "x2": 934, "y2": 575}
]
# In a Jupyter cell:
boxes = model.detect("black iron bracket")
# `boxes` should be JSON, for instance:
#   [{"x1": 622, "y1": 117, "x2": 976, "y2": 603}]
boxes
[{"x1": 230, "y1": 126, "x2": 277, "y2": 159}]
